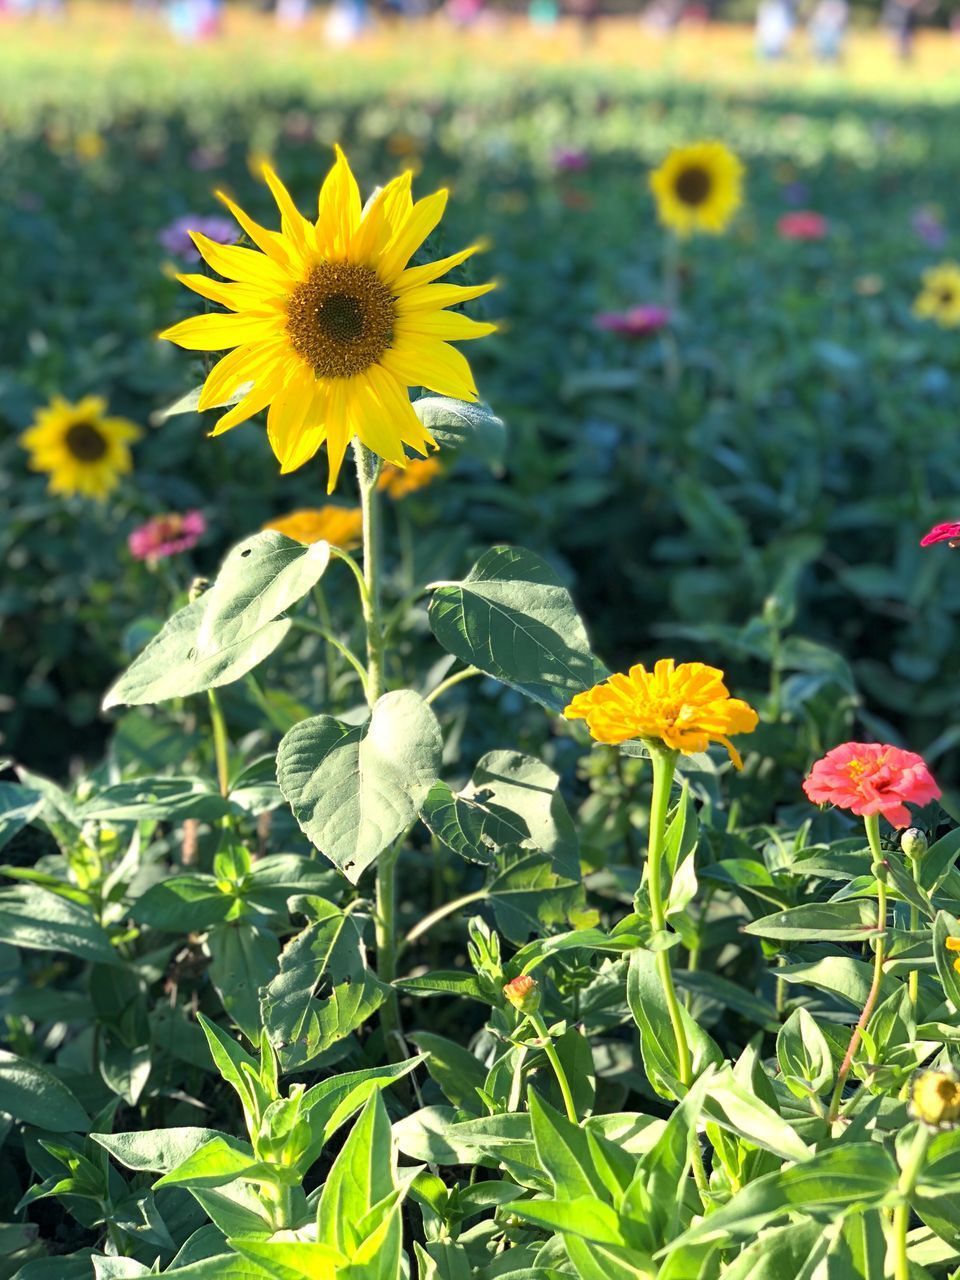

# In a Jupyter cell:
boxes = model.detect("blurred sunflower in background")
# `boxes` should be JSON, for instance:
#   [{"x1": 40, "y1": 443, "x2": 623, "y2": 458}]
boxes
[
  {"x1": 20, "y1": 395, "x2": 141, "y2": 500},
  {"x1": 160, "y1": 146, "x2": 496, "y2": 491},
  {"x1": 650, "y1": 140, "x2": 744, "y2": 237},
  {"x1": 263, "y1": 505, "x2": 363, "y2": 548},
  {"x1": 378, "y1": 455, "x2": 443, "y2": 499},
  {"x1": 914, "y1": 262, "x2": 960, "y2": 327}
]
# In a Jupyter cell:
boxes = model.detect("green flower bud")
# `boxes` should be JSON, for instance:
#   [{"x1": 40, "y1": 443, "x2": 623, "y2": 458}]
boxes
[
  {"x1": 502, "y1": 974, "x2": 540, "y2": 1015},
  {"x1": 901, "y1": 828, "x2": 929, "y2": 860}
]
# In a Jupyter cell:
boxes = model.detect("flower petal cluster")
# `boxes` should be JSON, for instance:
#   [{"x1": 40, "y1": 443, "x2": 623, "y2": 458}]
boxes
[
  {"x1": 20, "y1": 395, "x2": 141, "y2": 501},
  {"x1": 649, "y1": 141, "x2": 744, "y2": 238},
  {"x1": 914, "y1": 262, "x2": 960, "y2": 328},
  {"x1": 263, "y1": 505, "x2": 364, "y2": 549},
  {"x1": 777, "y1": 210, "x2": 828, "y2": 241},
  {"x1": 129, "y1": 511, "x2": 206, "y2": 562},
  {"x1": 803, "y1": 742, "x2": 940, "y2": 828},
  {"x1": 378, "y1": 456, "x2": 443, "y2": 499},
  {"x1": 921, "y1": 521, "x2": 960, "y2": 548},
  {"x1": 563, "y1": 658, "x2": 758, "y2": 767},
  {"x1": 594, "y1": 305, "x2": 670, "y2": 338},
  {"x1": 160, "y1": 146, "x2": 495, "y2": 490}
]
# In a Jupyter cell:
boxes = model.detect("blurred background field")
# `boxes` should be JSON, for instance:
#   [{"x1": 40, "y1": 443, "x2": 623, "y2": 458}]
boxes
[{"x1": 4, "y1": 6, "x2": 960, "y2": 803}]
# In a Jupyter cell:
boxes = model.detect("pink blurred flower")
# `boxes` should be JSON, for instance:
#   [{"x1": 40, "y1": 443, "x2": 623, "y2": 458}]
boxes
[
  {"x1": 912, "y1": 206, "x2": 947, "y2": 250},
  {"x1": 777, "y1": 211, "x2": 829, "y2": 241},
  {"x1": 921, "y1": 521, "x2": 960, "y2": 548},
  {"x1": 129, "y1": 511, "x2": 206, "y2": 564},
  {"x1": 803, "y1": 742, "x2": 940, "y2": 829},
  {"x1": 594, "y1": 305, "x2": 671, "y2": 339},
  {"x1": 158, "y1": 215, "x2": 235, "y2": 259},
  {"x1": 553, "y1": 147, "x2": 590, "y2": 173}
]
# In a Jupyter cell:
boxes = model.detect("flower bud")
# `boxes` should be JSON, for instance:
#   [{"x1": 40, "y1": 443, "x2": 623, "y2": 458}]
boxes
[
  {"x1": 909, "y1": 1069, "x2": 960, "y2": 1129},
  {"x1": 188, "y1": 576, "x2": 210, "y2": 603},
  {"x1": 901, "y1": 828, "x2": 929, "y2": 860},
  {"x1": 502, "y1": 975, "x2": 540, "y2": 1015}
]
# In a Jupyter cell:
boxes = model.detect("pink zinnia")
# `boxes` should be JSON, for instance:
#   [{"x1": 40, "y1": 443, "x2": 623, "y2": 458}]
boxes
[
  {"x1": 803, "y1": 742, "x2": 940, "y2": 829},
  {"x1": 594, "y1": 305, "x2": 671, "y2": 339},
  {"x1": 777, "y1": 211, "x2": 829, "y2": 242},
  {"x1": 158, "y1": 215, "x2": 235, "y2": 260},
  {"x1": 921, "y1": 521, "x2": 960, "y2": 548},
  {"x1": 129, "y1": 511, "x2": 206, "y2": 564},
  {"x1": 553, "y1": 147, "x2": 590, "y2": 174}
]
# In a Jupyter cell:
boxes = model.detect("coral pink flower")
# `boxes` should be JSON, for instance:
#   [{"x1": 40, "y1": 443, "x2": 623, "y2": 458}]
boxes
[
  {"x1": 803, "y1": 742, "x2": 940, "y2": 829},
  {"x1": 777, "y1": 211, "x2": 829, "y2": 241},
  {"x1": 129, "y1": 511, "x2": 206, "y2": 564},
  {"x1": 921, "y1": 521, "x2": 960, "y2": 548},
  {"x1": 595, "y1": 305, "x2": 671, "y2": 339}
]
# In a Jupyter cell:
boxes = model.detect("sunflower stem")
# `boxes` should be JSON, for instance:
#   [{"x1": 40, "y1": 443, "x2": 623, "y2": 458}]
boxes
[
  {"x1": 355, "y1": 440, "x2": 403, "y2": 1059},
  {"x1": 207, "y1": 689, "x2": 231, "y2": 799},
  {"x1": 827, "y1": 812, "x2": 887, "y2": 1122},
  {"x1": 645, "y1": 744, "x2": 693, "y2": 1091}
]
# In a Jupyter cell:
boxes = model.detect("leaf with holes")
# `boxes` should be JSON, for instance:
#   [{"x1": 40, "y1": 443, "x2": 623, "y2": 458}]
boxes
[
  {"x1": 428, "y1": 546, "x2": 607, "y2": 713},
  {"x1": 277, "y1": 690, "x2": 442, "y2": 883},
  {"x1": 419, "y1": 780, "x2": 529, "y2": 866}
]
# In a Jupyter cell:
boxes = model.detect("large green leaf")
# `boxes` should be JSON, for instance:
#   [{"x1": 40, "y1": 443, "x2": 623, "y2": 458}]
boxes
[
  {"x1": 0, "y1": 783, "x2": 43, "y2": 851},
  {"x1": 743, "y1": 900, "x2": 881, "y2": 942},
  {"x1": 277, "y1": 690, "x2": 442, "y2": 883},
  {"x1": 206, "y1": 922, "x2": 280, "y2": 1042},
  {"x1": 91, "y1": 1127, "x2": 227, "y2": 1174},
  {"x1": 412, "y1": 397, "x2": 506, "y2": 470},
  {"x1": 486, "y1": 844, "x2": 583, "y2": 945},
  {"x1": 428, "y1": 546, "x2": 606, "y2": 712},
  {"x1": 0, "y1": 1050, "x2": 89, "y2": 1131},
  {"x1": 195, "y1": 531, "x2": 329, "y2": 657},
  {"x1": 627, "y1": 949, "x2": 722, "y2": 1099},
  {"x1": 103, "y1": 597, "x2": 290, "y2": 709},
  {"x1": 0, "y1": 885, "x2": 120, "y2": 965},
  {"x1": 419, "y1": 780, "x2": 528, "y2": 866}
]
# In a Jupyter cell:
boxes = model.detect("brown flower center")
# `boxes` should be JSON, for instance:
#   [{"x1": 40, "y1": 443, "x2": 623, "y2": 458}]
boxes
[
  {"x1": 674, "y1": 164, "x2": 712, "y2": 207},
  {"x1": 64, "y1": 421, "x2": 109, "y2": 462},
  {"x1": 939, "y1": 287, "x2": 955, "y2": 306},
  {"x1": 286, "y1": 261, "x2": 395, "y2": 379}
]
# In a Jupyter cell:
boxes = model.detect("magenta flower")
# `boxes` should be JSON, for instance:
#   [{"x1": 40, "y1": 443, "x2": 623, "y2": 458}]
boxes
[
  {"x1": 912, "y1": 206, "x2": 947, "y2": 250},
  {"x1": 129, "y1": 511, "x2": 206, "y2": 564},
  {"x1": 921, "y1": 521, "x2": 960, "y2": 548},
  {"x1": 553, "y1": 147, "x2": 590, "y2": 173},
  {"x1": 158, "y1": 215, "x2": 236, "y2": 260},
  {"x1": 777, "y1": 211, "x2": 829, "y2": 241},
  {"x1": 594, "y1": 305, "x2": 671, "y2": 339},
  {"x1": 804, "y1": 742, "x2": 940, "y2": 829}
]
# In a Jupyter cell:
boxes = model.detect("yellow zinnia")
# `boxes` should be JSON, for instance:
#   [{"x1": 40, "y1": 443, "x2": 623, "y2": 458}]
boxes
[
  {"x1": 378, "y1": 455, "x2": 443, "y2": 499},
  {"x1": 263, "y1": 505, "x2": 364, "y2": 549},
  {"x1": 159, "y1": 146, "x2": 495, "y2": 492},
  {"x1": 20, "y1": 395, "x2": 141, "y2": 501},
  {"x1": 563, "y1": 658, "x2": 758, "y2": 768},
  {"x1": 649, "y1": 141, "x2": 744, "y2": 238},
  {"x1": 914, "y1": 262, "x2": 960, "y2": 328}
]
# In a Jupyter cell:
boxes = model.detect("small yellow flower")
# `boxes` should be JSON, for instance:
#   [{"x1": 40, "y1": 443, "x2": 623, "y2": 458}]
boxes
[
  {"x1": 914, "y1": 262, "x2": 960, "y2": 328},
  {"x1": 160, "y1": 145, "x2": 495, "y2": 491},
  {"x1": 503, "y1": 975, "x2": 540, "y2": 1014},
  {"x1": 377, "y1": 455, "x2": 443, "y2": 499},
  {"x1": 945, "y1": 934, "x2": 960, "y2": 975},
  {"x1": 20, "y1": 395, "x2": 141, "y2": 501},
  {"x1": 74, "y1": 131, "x2": 105, "y2": 162},
  {"x1": 650, "y1": 141, "x2": 744, "y2": 238},
  {"x1": 263, "y1": 505, "x2": 363, "y2": 549},
  {"x1": 563, "y1": 658, "x2": 758, "y2": 768},
  {"x1": 909, "y1": 1068, "x2": 960, "y2": 1129}
]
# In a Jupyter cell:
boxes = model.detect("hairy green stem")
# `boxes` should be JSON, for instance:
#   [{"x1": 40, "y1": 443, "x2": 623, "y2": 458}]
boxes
[
  {"x1": 646, "y1": 745, "x2": 692, "y2": 1089},
  {"x1": 827, "y1": 813, "x2": 887, "y2": 1122},
  {"x1": 401, "y1": 888, "x2": 487, "y2": 953},
  {"x1": 207, "y1": 688, "x2": 231, "y2": 798},
  {"x1": 893, "y1": 1124, "x2": 931, "y2": 1280},
  {"x1": 529, "y1": 1010, "x2": 578, "y2": 1123}
]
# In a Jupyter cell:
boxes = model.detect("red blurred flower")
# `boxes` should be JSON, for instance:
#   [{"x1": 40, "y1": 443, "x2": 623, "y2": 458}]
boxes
[
  {"x1": 921, "y1": 521, "x2": 960, "y2": 548},
  {"x1": 594, "y1": 305, "x2": 671, "y2": 339},
  {"x1": 129, "y1": 511, "x2": 206, "y2": 564},
  {"x1": 803, "y1": 742, "x2": 940, "y2": 829},
  {"x1": 777, "y1": 211, "x2": 829, "y2": 241}
]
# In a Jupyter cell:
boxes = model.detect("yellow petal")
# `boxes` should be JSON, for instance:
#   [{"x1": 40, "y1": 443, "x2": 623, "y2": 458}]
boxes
[
  {"x1": 190, "y1": 232, "x2": 290, "y2": 289},
  {"x1": 381, "y1": 337, "x2": 479, "y2": 401},
  {"x1": 398, "y1": 311, "x2": 496, "y2": 341},
  {"x1": 266, "y1": 368, "x2": 318, "y2": 469},
  {"x1": 215, "y1": 189, "x2": 297, "y2": 269},
  {"x1": 159, "y1": 312, "x2": 283, "y2": 351},
  {"x1": 323, "y1": 379, "x2": 353, "y2": 492},
  {"x1": 365, "y1": 364, "x2": 433, "y2": 453},
  {"x1": 377, "y1": 189, "x2": 449, "y2": 283},
  {"x1": 394, "y1": 242, "x2": 486, "y2": 293},
  {"x1": 316, "y1": 145, "x2": 361, "y2": 258},
  {"x1": 176, "y1": 273, "x2": 279, "y2": 313},
  {"x1": 198, "y1": 341, "x2": 287, "y2": 411},
  {"x1": 261, "y1": 164, "x2": 313, "y2": 259},
  {"x1": 209, "y1": 369, "x2": 287, "y2": 435},
  {"x1": 395, "y1": 282, "x2": 496, "y2": 313}
]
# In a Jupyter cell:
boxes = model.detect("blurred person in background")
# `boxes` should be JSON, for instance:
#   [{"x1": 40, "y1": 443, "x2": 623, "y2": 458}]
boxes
[
  {"x1": 808, "y1": 0, "x2": 848, "y2": 60},
  {"x1": 756, "y1": 0, "x2": 795, "y2": 56},
  {"x1": 884, "y1": 0, "x2": 936, "y2": 59}
]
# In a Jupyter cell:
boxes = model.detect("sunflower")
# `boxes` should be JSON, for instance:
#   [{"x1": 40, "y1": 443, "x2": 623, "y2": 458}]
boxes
[
  {"x1": 20, "y1": 395, "x2": 141, "y2": 500},
  {"x1": 159, "y1": 146, "x2": 496, "y2": 492},
  {"x1": 649, "y1": 141, "x2": 744, "y2": 238},
  {"x1": 563, "y1": 658, "x2": 758, "y2": 768},
  {"x1": 914, "y1": 262, "x2": 960, "y2": 328},
  {"x1": 263, "y1": 505, "x2": 363, "y2": 549},
  {"x1": 378, "y1": 455, "x2": 443, "y2": 499}
]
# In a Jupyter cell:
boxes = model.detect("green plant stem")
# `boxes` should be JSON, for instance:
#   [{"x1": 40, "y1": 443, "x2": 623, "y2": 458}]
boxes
[
  {"x1": 908, "y1": 902, "x2": 920, "y2": 1011},
  {"x1": 529, "y1": 1010, "x2": 577, "y2": 1123},
  {"x1": 207, "y1": 689, "x2": 231, "y2": 798},
  {"x1": 646, "y1": 745, "x2": 692, "y2": 1089},
  {"x1": 827, "y1": 813, "x2": 887, "y2": 1122},
  {"x1": 290, "y1": 617, "x2": 369, "y2": 693},
  {"x1": 313, "y1": 583, "x2": 337, "y2": 704},
  {"x1": 355, "y1": 441, "x2": 402, "y2": 1059},
  {"x1": 329, "y1": 544, "x2": 370, "y2": 606},
  {"x1": 401, "y1": 888, "x2": 487, "y2": 953},
  {"x1": 893, "y1": 1124, "x2": 931, "y2": 1280},
  {"x1": 425, "y1": 665, "x2": 481, "y2": 705}
]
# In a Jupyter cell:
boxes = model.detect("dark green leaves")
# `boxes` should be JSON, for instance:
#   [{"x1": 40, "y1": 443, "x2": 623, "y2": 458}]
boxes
[
  {"x1": 277, "y1": 690, "x2": 442, "y2": 883},
  {"x1": 0, "y1": 1050, "x2": 89, "y2": 1132},
  {"x1": 428, "y1": 546, "x2": 606, "y2": 712}
]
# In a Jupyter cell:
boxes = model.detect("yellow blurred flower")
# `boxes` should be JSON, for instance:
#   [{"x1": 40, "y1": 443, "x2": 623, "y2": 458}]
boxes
[
  {"x1": 74, "y1": 131, "x2": 106, "y2": 162},
  {"x1": 563, "y1": 658, "x2": 758, "y2": 768},
  {"x1": 160, "y1": 146, "x2": 495, "y2": 491},
  {"x1": 20, "y1": 395, "x2": 141, "y2": 501},
  {"x1": 914, "y1": 262, "x2": 960, "y2": 328},
  {"x1": 263, "y1": 505, "x2": 364, "y2": 549},
  {"x1": 378, "y1": 455, "x2": 443, "y2": 499},
  {"x1": 650, "y1": 141, "x2": 744, "y2": 238},
  {"x1": 910, "y1": 1068, "x2": 960, "y2": 1129},
  {"x1": 945, "y1": 934, "x2": 960, "y2": 974}
]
